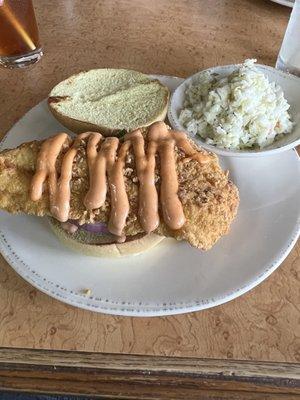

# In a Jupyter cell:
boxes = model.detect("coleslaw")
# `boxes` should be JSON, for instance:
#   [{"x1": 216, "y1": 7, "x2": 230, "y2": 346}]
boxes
[{"x1": 179, "y1": 59, "x2": 293, "y2": 150}]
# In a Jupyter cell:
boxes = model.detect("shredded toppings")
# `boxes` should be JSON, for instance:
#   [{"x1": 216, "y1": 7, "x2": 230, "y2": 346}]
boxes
[{"x1": 179, "y1": 59, "x2": 293, "y2": 150}]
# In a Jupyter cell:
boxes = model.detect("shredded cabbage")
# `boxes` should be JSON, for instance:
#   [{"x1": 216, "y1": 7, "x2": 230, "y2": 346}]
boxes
[{"x1": 179, "y1": 59, "x2": 293, "y2": 150}]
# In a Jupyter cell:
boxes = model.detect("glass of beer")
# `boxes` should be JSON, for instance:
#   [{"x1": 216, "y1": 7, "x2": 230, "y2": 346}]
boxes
[{"x1": 0, "y1": 0, "x2": 43, "y2": 68}]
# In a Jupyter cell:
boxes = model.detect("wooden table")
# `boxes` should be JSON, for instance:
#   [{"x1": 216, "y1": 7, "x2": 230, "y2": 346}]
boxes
[{"x1": 0, "y1": 0, "x2": 299, "y2": 398}]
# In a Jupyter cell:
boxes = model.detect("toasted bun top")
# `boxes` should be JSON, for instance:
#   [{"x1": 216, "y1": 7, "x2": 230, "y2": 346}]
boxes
[{"x1": 48, "y1": 68, "x2": 170, "y2": 136}]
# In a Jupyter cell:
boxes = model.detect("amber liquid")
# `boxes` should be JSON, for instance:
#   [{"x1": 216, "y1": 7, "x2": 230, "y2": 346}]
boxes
[{"x1": 0, "y1": 0, "x2": 40, "y2": 57}]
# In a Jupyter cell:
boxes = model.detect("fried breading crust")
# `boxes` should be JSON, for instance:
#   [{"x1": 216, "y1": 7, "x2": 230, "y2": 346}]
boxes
[{"x1": 0, "y1": 130, "x2": 239, "y2": 250}]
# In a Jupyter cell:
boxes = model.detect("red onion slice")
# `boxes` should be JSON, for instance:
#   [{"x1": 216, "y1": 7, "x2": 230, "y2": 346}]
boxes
[{"x1": 69, "y1": 220, "x2": 110, "y2": 234}]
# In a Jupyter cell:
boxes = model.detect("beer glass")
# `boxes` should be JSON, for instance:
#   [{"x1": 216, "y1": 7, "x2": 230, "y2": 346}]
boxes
[{"x1": 0, "y1": 0, "x2": 43, "y2": 68}]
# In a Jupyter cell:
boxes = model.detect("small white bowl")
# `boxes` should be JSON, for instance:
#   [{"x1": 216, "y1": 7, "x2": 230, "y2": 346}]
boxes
[{"x1": 168, "y1": 64, "x2": 300, "y2": 157}]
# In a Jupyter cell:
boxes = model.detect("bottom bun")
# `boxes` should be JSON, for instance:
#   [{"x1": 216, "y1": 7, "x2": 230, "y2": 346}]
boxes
[{"x1": 48, "y1": 218, "x2": 165, "y2": 257}]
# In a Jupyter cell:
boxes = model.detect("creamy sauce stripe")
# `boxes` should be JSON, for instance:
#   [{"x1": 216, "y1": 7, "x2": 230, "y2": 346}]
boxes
[
  {"x1": 125, "y1": 130, "x2": 159, "y2": 233},
  {"x1": 30, "y1": 122, "x2": 210, "y2": 237}
]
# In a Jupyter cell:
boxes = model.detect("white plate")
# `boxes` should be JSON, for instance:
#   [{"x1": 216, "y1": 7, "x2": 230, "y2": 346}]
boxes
[
  {"x1": 168, "y1": 64, "x2": 300, "y2": 157},
  {"x1": 0, "y1": 75, "x2": 299, "y2": 317},
  {"x1": 270, "y1": 0, "x2": 294, "y2": 7}
]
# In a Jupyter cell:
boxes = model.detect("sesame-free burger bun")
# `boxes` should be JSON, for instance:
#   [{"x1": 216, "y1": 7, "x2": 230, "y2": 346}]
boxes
[{"x1": 48, "y1": 68, "x2": 170, "y2": 136}]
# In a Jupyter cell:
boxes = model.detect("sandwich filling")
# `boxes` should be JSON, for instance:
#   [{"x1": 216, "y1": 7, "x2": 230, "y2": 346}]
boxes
[
  {"x1": 0, "y1": 121, "x2": 239, "y2": 250},
  {"x1": 53, "y1": 218, "x2": 145, "y2": 245},
  {"x1": 30, "y1": 122, "x2": 211, "y2": 242}
]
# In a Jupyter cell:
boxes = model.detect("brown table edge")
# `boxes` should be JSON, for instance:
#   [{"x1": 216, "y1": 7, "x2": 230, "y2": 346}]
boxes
[{"x1": 0, "y1": 347, "x2": 298, "y2": 399}]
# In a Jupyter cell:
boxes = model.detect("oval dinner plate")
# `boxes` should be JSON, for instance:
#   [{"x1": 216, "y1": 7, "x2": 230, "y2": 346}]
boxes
[{"x1": 0, "y1": 75, "x2": 299, "y2": 317}]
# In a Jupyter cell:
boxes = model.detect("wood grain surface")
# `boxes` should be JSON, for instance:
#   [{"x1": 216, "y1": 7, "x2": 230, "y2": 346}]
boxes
[
  {"x1": 0, "y1": 0, "x2": 299, "y2": 364},
  {"x1": 0, "y1": 348, "x2": 299, "y2": 399}
]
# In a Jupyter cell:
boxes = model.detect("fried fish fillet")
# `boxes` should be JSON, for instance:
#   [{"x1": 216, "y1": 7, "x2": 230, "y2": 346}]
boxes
[{"x1": 0, "y1": 129, "x2": 239, "y2": 250}]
